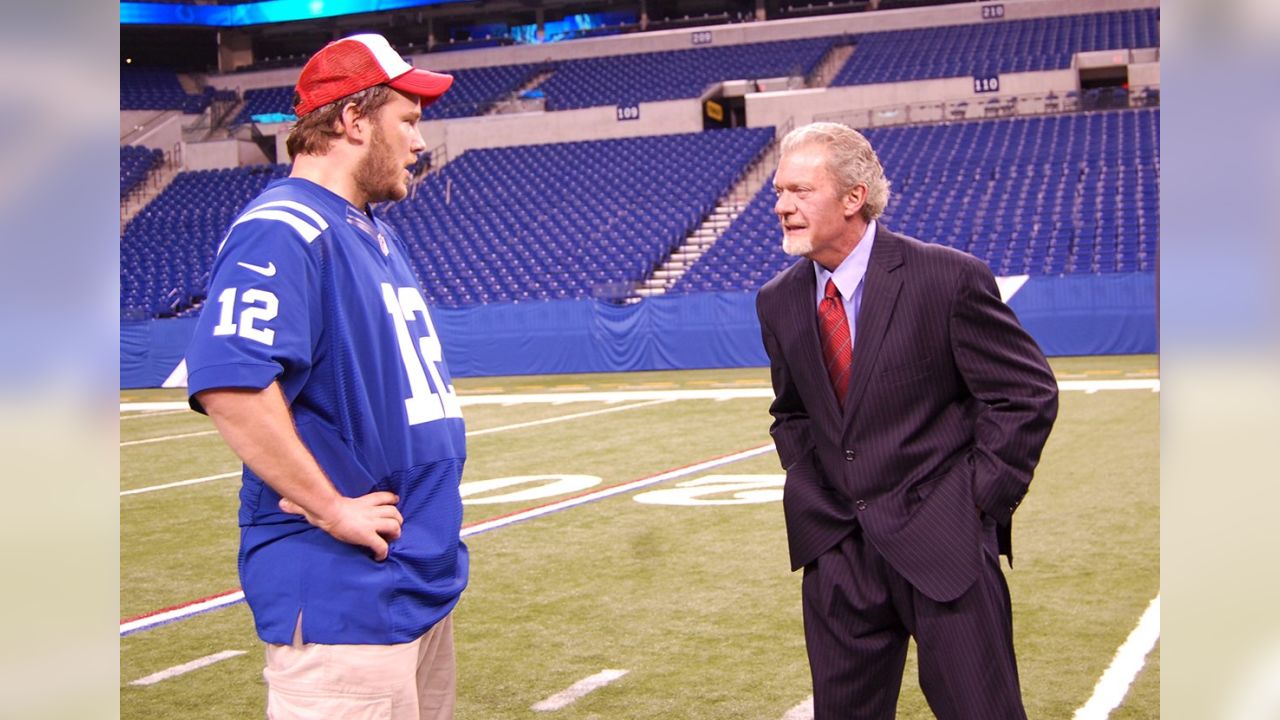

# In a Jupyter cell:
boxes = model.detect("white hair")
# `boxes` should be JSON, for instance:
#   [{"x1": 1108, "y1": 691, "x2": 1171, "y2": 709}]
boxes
[{"x1": 779, "y1": 122, "x2": 891, "y2": 220}]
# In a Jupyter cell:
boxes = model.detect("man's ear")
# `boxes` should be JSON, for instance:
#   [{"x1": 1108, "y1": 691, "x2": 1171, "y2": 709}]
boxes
[
  {"x1": 337, "y1": 102, "x2": 370, "y2": 143},
  {"x1": 843, "y1": 183, "x2": 868, "y2": 219}
]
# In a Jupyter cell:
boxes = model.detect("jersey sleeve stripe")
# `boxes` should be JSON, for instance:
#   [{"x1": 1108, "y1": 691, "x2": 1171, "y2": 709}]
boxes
[
  {"x1": 250, "y1": 200, "x2": 331, "y2": 231},
  {"x1": 217, "y1": 210, "x2": 323, "y2": 255}
]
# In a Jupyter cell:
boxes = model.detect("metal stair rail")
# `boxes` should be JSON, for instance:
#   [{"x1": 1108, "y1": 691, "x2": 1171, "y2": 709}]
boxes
[
  {"x1": 633, "y1": 120, "x2": 793, "y2": 299},
  {"x1": 807, "y1": 38, "x2": 856, "y2": 88},
  {"x1": 120, "y1": 143, "x2": 184, "y2": 234}
]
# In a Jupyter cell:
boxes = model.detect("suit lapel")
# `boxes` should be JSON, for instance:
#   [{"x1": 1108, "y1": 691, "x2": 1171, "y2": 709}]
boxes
[
  {"x1": 782, "y1": 261, "x2": 844, "y2": 424},
  {"x1": 842, "y1": 227, "x2": 905, "y2": 427}
]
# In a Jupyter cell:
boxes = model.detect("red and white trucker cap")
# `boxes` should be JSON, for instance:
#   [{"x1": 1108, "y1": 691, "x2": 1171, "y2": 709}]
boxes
[{"x1": 293, "y1": 33, "x2": 454, "y2": 118}]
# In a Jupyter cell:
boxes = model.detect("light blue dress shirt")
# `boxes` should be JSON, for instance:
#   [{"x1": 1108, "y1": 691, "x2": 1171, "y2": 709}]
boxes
[{"x1": 813, "y1": 220, "x2": 877, "y2": 350}]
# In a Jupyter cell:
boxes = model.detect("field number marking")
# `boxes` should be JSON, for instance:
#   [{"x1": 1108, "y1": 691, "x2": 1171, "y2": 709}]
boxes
[
  {"x1": 461, "y1": 475, "x2": 602, "y2": 505},
  {"x1": 634, "y1": 474, "x2": 784, "y2": 506},
  {"x1": 122, "y1": 402, "x2": 666, "y2": 496},
  {"x1": 123, "y1": 444, "x2": 777, "y2": 635}
]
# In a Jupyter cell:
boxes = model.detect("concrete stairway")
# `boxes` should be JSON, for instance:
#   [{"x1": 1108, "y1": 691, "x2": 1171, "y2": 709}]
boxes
[
  {"x1": 633, "y1": 139, "x2": 782, "y2": 298},
  {"x1": 808, "y1": 42, "x2": 856, "y2": 88},
  {"x1": 487, "y1": 69, "x2": 554, "y2": 115}
]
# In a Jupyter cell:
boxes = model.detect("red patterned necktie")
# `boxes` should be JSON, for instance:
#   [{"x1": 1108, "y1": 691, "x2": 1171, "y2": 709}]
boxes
[{"x1": 818, "y1": 278, "x2": 853, "y2": 409}]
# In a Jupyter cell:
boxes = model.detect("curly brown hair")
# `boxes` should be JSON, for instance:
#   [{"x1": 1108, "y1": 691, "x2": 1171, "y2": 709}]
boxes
[{"x1": 285, "y1": 84, "x2": 395, "y2": 160}]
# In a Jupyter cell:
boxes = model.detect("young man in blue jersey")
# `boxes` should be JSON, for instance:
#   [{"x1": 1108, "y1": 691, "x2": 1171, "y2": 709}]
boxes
[{"x1": 185, "y1": 34, "x2": 467, "y2": 719}]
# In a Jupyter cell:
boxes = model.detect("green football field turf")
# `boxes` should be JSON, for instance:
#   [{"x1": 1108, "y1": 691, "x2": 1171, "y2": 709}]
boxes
[{"x1": 120, "y1": 356, "x2": 1158, "y2": 719}]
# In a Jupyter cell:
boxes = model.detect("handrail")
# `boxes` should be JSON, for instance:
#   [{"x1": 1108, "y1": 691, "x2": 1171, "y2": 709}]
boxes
[
  {"x1": 814, "y1": 84, "x2": 1159, "y2": 130},
  {"x1": 121, "y1": 109, "x2": 179, "y2": 146}
]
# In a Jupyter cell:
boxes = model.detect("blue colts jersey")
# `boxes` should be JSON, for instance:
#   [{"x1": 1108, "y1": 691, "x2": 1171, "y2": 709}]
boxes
[{"x1": 185, "y1": 177, "x2": 468, "y2": 645}]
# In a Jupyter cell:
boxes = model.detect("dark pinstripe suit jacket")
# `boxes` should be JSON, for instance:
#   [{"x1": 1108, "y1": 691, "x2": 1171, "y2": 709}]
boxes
[{"x1": 756, "y1": 226, "x2": 1058, "y2": 602}]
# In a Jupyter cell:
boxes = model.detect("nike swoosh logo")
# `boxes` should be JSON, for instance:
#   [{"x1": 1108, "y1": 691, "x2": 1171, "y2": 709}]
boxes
[{"x1": 237, "y1": 261, "x2": 277, "y2": 277}]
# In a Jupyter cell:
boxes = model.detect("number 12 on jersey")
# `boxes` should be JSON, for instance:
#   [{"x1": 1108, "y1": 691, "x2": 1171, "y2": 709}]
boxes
[{"x1": 382, "y1": 284, "x2": 462, "y2": 425}]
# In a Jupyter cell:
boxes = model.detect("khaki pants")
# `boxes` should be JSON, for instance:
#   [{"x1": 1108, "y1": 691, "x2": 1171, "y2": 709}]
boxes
[{"x1": 263, "y1": 614, "x2": 455, "y2": 720}]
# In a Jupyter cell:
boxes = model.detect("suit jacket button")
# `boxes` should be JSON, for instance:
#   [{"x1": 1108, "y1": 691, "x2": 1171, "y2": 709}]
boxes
[
  {"x1": 856, "y1": 500, "x2": 867, "y2": 511},
  {"x1": 844, "y1": 450, "x2": 856, "y2": 461}
]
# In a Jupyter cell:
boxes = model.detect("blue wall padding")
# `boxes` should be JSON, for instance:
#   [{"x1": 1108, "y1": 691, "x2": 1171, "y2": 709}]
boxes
[
  {"x1": 1007, "y1": 272, "x2": 1156, "y2": 357},
  {"x1": 120, "y1": 273, "x2": 1156, "y2": 388}
]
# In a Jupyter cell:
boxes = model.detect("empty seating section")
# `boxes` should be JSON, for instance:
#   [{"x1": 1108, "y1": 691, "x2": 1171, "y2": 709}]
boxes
[
  {"x1": 422, "y1": 63, "x2": 542, "y2": 119},
  {"x1": 229, "y1": 34, "x2": 835, "y2": 123},
  {"x1": 119, "y1": 106, "x2": 1159, "y2": 315},
  {"x1": 675, "y1": 108, "x2": 1158, "y2": 293},
  {"x1": 119, "y1": 129, "x2": 771, "y2": 316},
  {"x1": 121, "y1": 69, "x2": 215, "y2": 112},
  {"x1": 121, "y1": 145, "x2": 163, "y2": 198},
  {"x1": 383, "y1": 128, "x2": 774, "y2": 306},
  {"x1": 121, "y1": 165, "x2": 289, "y2": 318},
  {"x1": 542, "y1": 37, "x2": 836, "y2": 110},
  {"x1": 235, "y1": 86, "x2": 294, "y2": 124},
  {"x1": 120, "y1": 7, "x2": 1164, "y2": 316},
  {"x1": 833, "y1": 9, "x2": 1159, "y2": 86},
  {"x1": 672, "y1": 188, "x2": 784, "y2": 293},
  {"x1": 233, "y1": 63, "x2": 542, "y2": 124}
]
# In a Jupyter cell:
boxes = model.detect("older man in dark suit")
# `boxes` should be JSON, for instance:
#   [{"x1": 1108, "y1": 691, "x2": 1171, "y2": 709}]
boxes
[{"x1": 756, "y1": 122, "x2": 1058, "y2": 719}]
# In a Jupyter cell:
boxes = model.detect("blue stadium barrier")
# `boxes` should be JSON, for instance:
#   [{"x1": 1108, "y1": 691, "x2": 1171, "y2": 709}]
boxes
[
  {"x1": 120, "y1": 272, "x2": 1155, "y2": 388},
  {"x1": 121, "y1": 315, "x2": 204, "y2": 388},
  {"x1": 1009, "y1": 270, "x2": 1156, "y2": 357}
]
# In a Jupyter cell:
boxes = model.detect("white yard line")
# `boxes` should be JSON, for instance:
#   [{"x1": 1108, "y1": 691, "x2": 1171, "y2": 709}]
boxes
[
  {"x1": 781, "y1": 592, "x2": 1160, "y2": 720},
  {"x1": 780, "y1": 590, "x2": 1160, "y2": 720},
  {"x1": 121, "y1": 591, "x2": 246, "y2": 636},
  {"x1": 120, "y1": 401, "x2": 673, "y2": 496},
  {"x1": 460, "y1": 444, "x2": 775, "y2": 537},
  {"x1": 781, "y1": 696, "x2": 814, "y2": 720},
  {"x1": 120, "y1": 378, "x2": 1160, "y2": 415},
  {"x1": 122, "y1": 443, "x2": 776, "y2": 635},
  {"x1": 121, "y1": 408, "x2": 191, "y2": 420},
  {"x1": 1059, "y1": 379, "x2": 1159, "y2": 392},
  {"x1": 1072, "y1": 595, "x2": 1161, "y2": 720},
  {"x1": 119, "y1": 376, "x2": 1160, "y2": 635},
  {"x1": 120, "y1": 471, "x2": 240, "y2": 497},
  {"x1": 531, "y1": 669, "x2": 629, "y2": 712},
  {"x1": 128, "y1": 650, "x2": 246, "y2": 686},
  {"x1": 117, "y1": 399, "x2": 668, "y2": 448},
  {"x1": 121, "y1": 430, "x2": 219, "y2": 447},
  {"x1": 465, "y1": 398, "x2": 674, "y2": 437}
]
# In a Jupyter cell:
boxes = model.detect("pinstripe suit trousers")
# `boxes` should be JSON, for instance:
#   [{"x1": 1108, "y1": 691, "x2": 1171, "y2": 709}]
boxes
[{"x1": 801, "y1": 520, "x2": 1026, "y2": 720}]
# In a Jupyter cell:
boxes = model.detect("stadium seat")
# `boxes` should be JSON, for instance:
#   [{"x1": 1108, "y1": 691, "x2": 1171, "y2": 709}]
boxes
[{"x1": 673, "y1": 108, "x2": 1160, "y2": 294}]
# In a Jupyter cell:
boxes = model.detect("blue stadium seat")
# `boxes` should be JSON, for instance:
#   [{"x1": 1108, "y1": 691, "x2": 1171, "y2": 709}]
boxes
[
  {"x1": 119, "y1": 129, "x2": 773, "y2": 315},
  {"x1": 232, "y1": 63, "x2": 544, "y2": 125},
  {"x1": 673, "y1": 108, "x2": 1159, "y2": 295},
  {"x1": 122, "y1": 69, "x2": 215, "y2": 113},
  {"x1": 120, "y1": 145, "x2": 164, "y2": 198},
  {"x1": 832, "y1": 9, "x2": 1159, "y2": 87}
]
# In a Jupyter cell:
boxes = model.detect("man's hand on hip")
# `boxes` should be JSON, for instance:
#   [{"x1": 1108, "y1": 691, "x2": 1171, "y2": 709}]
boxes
[
  {"x1": 198, "y1": 384, "x2": 407, "y2": 562},
  {"x1": 279, "y1": 492, "x2": 404, "y2": 561}
]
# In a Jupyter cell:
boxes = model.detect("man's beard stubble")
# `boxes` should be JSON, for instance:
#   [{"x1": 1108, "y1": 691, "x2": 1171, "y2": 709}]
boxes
[{"x1": 353, "y1": 126, "x2": 407, "y2": 205}]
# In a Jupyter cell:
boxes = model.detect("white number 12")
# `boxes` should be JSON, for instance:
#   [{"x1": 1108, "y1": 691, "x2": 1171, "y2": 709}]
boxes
[
  {"x1": 212, "y1": 287, "x2": 279, "y2": 346},
  {"x1": 382, "y1": 284, "x2": 462, "y2": 425}
]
